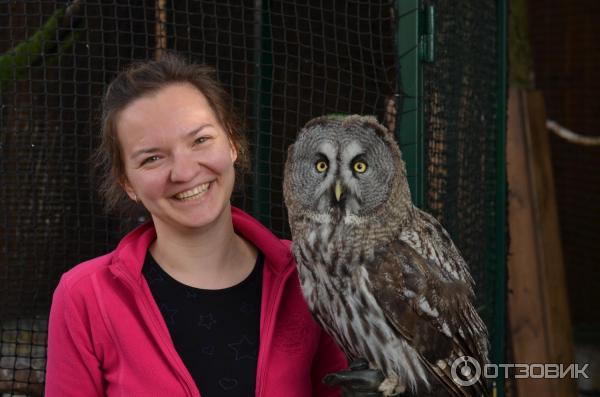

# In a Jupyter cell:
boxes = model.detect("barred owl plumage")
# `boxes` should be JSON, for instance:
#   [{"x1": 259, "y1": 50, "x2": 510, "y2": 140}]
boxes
[{"x1": 283, "y1": 115, "x2": 490, "y2": 397}]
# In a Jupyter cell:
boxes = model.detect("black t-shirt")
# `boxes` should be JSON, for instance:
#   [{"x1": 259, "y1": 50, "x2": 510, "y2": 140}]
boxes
[{"x1": 143, "y1": 250, "x2": 264, "y2": 397}]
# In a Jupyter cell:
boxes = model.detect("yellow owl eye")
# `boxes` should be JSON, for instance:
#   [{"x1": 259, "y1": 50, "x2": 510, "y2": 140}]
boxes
[
  {"x1": 353, "y1": 161, "x2": 367, "y2": 173},
  {"x1": 315, "y1": 160, "x2": 328, "y2": 173}
]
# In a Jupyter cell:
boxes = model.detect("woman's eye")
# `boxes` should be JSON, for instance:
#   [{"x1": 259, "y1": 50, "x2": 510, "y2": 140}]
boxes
[
  {"x1": 194, "y1": 136, "x2": 208, "y2": 145},
  {"x1": 353, "y1": 161, "x2": 367, "y2": 173},
  {"x1": 315, "y1": 160, "x2": 328, "y2": 173},
  {"x1": 141, "y1": 155, "x2": 161, "y2": 166}
]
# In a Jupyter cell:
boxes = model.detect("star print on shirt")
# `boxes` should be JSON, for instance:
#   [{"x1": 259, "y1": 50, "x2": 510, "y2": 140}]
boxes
[
  {"x1": 200, "y1": 345, "x2": 215, "y2": 355},
  {"x1": 218, "y1": 377, "x2": 239, "y2": 390},
  {"x1": 158, "y1": 303, "x2": 178, "y2": 325},
  {"x1": 228, "y1": 336, "x2": 258, "y2": 360},
  {"x1": 198, "y1": 313, "x2": 217, "y2": 330}
]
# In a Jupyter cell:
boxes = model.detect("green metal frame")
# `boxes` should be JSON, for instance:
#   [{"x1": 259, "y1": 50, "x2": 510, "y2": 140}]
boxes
[{"x1": 394, "y1": 0, "x2": 424, "y2": 208}]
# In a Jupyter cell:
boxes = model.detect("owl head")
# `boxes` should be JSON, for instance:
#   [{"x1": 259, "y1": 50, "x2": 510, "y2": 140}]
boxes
[{"x1": 283, "y1": 114, "x2": 412, "y2": 220}]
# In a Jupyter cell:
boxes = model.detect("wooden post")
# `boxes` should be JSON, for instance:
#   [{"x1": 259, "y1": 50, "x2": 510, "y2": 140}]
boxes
[
  {"x1": 155, "y1": 0, "x2": 167, "y2": 60},
  {"x1": 507, "y1": 88, "x2": 577, "y2": 397}
]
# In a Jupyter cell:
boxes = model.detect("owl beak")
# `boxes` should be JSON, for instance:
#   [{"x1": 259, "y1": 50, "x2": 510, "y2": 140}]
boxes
[{"x1": 334, "y1": 180, "x2": 343, "y2": 202}]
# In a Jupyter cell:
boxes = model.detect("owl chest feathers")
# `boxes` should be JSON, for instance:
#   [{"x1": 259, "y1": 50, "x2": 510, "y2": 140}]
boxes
[
  {"x1": 298, "y1": 211, "x2": 391, "y2": 266},
  {"x1": 293, "y1": 216, "x2": 430, "y2": 393}
]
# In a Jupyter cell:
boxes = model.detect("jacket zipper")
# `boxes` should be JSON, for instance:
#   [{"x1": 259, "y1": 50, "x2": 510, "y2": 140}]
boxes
[{"x1": 112, "y1": 264, "x2": 199, "y2": 397}]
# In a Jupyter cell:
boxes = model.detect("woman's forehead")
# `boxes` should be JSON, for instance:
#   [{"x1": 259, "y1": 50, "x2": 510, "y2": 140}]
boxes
[
  {"x1": 124, "y1": 83, "x2": 213, "y2": 118},
  {"x1": 117, "y1": 85, "x2": 220, "y2": 140}
]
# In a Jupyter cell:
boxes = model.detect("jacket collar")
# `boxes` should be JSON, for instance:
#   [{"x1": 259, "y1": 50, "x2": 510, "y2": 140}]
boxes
[{"x1": 109, "y1": 206, "x2": 292, "y2": 281}]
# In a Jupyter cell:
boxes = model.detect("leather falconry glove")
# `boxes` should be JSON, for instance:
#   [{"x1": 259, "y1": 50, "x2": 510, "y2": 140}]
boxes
[{"x1": 323, "y1": 358, "x2": 386, "y2": 397}]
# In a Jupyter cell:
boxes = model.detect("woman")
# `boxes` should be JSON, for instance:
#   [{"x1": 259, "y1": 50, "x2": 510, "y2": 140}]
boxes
[
  {"x1": 45, "y1": 53, "x2": 352, "y2": 397},
  {"x1": 45, "y1": 53, "x2": 386, "y2": 397}
]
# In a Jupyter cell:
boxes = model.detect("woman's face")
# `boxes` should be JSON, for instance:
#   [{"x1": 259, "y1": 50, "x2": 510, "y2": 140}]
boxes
[{"x1": 117, "y1": 83, "x2": 237, "y2": 233}]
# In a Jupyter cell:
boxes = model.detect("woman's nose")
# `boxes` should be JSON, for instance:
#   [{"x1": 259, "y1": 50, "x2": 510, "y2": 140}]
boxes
[{"x1": 169, "y1": 151, "x2": 198, "y2": 183}]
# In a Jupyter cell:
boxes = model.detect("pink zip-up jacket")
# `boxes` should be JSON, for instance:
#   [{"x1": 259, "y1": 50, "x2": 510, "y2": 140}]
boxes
[{"x1": 45, "y1": 207, "x2": 347, "y2": 396}]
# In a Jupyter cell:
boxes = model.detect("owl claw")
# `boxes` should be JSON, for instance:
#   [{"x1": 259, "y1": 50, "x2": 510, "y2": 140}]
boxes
[
  {"x1": 378, "y1": 376, "x2": 406, "y2": 396},
  {"x1": 349, "y1": 358, "x2": 370, "y2": 371}
]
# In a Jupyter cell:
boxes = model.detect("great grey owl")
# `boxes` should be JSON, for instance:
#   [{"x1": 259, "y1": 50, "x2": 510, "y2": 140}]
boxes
[{"x1": 283, "y1": 115, "x2": 490, "y2": 397}]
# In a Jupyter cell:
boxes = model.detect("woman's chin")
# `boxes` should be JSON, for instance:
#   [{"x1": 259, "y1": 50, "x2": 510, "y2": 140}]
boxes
[{"x1": 170, "y1": 199, "x2": 230, "y2": 232}]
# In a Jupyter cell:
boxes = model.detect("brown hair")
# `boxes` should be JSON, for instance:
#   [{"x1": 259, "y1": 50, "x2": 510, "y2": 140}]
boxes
[{"x1": 93, "y1": 53, "x2": 250, "y2": 215}]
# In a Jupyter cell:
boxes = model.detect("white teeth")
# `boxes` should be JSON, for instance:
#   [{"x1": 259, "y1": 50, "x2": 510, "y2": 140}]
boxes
[{"x1": 175, "y1": 182, "x2": 210, "y2": 200}]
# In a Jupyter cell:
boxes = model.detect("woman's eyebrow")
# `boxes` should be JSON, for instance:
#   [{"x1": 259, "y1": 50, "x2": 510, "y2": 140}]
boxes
[
  {"x1": 131, "y1": 124, "x2": 214, "y2": 159},
  {"x1": 131, "y1": 147, "x2": 160, "y2": 160},
  {"x1": 185, "y1": 123, "x2": 212, "y2": 138}
]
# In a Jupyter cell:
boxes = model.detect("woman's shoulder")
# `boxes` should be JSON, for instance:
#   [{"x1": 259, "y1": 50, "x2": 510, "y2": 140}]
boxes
[
  {"x1": 280, "y1": 238, "x2": 292, "y2": 250},
  {"x1": 58, "y1": 221, "x2": 155, "y2": 293},
  {"x1": 58, "y1": 252, "x2": 116, "y2": 293}
]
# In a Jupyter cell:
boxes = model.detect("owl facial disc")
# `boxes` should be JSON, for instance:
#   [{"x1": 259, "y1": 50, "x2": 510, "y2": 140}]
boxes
[{"x1": 284, "y1": 117, "x2": 396, "y2": 217}]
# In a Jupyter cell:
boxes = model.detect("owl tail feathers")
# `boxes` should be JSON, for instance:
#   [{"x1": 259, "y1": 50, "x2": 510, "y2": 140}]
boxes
[{"x1": 323, "y1": 358, "x2": 389, "y2": 396}]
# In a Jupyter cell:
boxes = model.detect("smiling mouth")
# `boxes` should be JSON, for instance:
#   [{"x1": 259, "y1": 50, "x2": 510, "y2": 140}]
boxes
[{"x1": 174, "y1": 182, "x2": 211, "y2": 201}]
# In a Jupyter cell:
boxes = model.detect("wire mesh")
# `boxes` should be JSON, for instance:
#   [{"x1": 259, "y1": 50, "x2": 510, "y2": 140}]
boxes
[
  {"x1": 422, "y1": 0, "x2": 501, "y2": 344},
  {"x1": 0, "y1": 1, "x2": 502, "y2": 395}
]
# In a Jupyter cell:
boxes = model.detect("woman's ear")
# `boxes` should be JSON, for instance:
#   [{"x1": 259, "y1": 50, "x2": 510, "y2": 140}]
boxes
[
  {"x1": 229, "y1": 139, "x2": 238, "y2": 163},
  {"x1": 120, "y1": 177, "x2": 138, "y2": 202}
]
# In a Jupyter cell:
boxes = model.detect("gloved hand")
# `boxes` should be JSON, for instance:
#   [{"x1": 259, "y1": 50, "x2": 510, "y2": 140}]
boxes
[{"x1": 323, "y1": 358, "x2": 385, "y2": 397}]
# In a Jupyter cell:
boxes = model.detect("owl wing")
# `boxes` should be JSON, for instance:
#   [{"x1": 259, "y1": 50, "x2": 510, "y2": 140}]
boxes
[
  {"x1": 407, "y1": 209, "x2": 490, "y2": 359},
  {"x1": 402, "y1": 209, "x2": 475, "y2": 288},
  {"x1": 366, "y1": 238, "x2": 490, "y2": 397}
]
